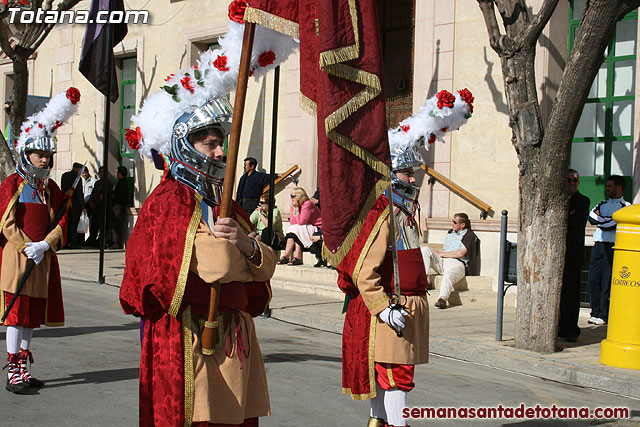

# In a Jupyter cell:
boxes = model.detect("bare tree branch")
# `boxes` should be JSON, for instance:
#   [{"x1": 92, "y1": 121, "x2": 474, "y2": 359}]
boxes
[
  {"x1": 56, "y1": 0, "x2": 82, "y2": 12},
  {"x1": 477, "y1": 0, "x2": 507, "y2": 55},
  {"x1": 616, "y1": 0, "x2": 640, "y2": 20},
  {"x1": 517, "y1": 0, "x2": 559, "y2": 48},
  {"x1": 0, "y1": 21, "x2": 16, "y2": 59},
  {"x1": 44, "y1": 0, "x2": 54, "y2": 11}
]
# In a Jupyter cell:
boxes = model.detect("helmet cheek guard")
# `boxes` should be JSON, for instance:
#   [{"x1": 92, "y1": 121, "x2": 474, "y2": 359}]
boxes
[
  {"x1": 169, "y1": 97, "x2": 232, "y2": 206},
  {"x1": 16, "y1": 136, "x2": 57, "y2": 190}
]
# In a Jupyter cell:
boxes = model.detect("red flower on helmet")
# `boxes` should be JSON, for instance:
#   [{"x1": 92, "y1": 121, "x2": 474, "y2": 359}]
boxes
[
  {"x1": 125, "y1": 127, "x2": 143, "y2": 150},
  {"x1": 180, "y1": 76, "x2": 195, "y2": 94},
  {"x1": 52, "y1": 121, "x2": 64, "y2": 130},
  {"x1": 213, "y1": 55, "x2": 229, "y2": 72},
  {"x1": 457, "y1": 88, "x2": 474, "y2": 113},
  {"x1": 428, "y1": 134, "x2": 436, "y2": 144},
  {"x1": 258, "y1": 51, "x2": 276, "y2": 67},
  {"x1": 401, "y1": 125, "x2": 410, "y2": 133},
  {"x1": 436, "y1": 90, "x2": 455, "y2": 109},
  {"x1": 164, "y1": 73, "x2": 175, "y2": 82},
  {"x1": 38, "y1": 123, "x2": 43, "y2": 128},
  {"x1": 228, "y1": 0, "x2": 248, "y2": 24},
  {"x1": 25, "y1": 127, "x2": 31, "y2": 133},
  {"x1": 66, "y1": 87, "x2": 81, "y2": 105}
]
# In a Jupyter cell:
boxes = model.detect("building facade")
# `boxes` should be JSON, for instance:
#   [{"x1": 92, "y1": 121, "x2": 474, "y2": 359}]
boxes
[{"x1": 1, "y1": 0, "x2": 637, "y2": 281}]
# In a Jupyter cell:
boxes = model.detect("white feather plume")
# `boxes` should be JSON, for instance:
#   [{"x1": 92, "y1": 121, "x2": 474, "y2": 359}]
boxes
[
  {"x1": 15, "y1": 88, "x2": 80, "y2": 152},
  {"x1": 388, "y1": 89, "x2": 474, "y2": 155},
  {"x1": 131, "y1": 14, "x2": 299, "y2": 159}
]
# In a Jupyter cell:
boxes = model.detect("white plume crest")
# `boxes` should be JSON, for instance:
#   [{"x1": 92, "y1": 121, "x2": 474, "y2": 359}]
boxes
[
  {"x1": 131, "y1": 15, "x2": 299, "y2": 159},
  {"x1": 388, "y1": 89, "x2": 474, "y2": 155},
  {"x1": 15, "y1": 88, "x2": 80, "y2": 152}
]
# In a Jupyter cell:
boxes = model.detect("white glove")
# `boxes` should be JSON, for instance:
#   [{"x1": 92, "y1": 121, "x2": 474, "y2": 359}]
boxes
[
  {"x1": 23, "y1": 241, "x2": 50, "y2": 265},
  {"x1": 378, "y1": 307, "x2": 408, "y2": 330}
]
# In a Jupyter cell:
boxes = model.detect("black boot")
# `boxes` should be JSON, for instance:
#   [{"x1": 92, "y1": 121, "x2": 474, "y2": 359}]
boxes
[
  {"x1": 4, "y1": 353, "x2": 34, "y2": 394},
  {"x1": 19, "y1": 349, "x2": 44, "y2": 389}
]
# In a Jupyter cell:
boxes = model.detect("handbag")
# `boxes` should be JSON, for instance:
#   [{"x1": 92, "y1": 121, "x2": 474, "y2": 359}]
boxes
[
  {"x1": 77, "y1": 211, "x2": 89, "y2": 233},
  {"x1": 261, "y1": 228, "x2": 285, "y2": 250}
]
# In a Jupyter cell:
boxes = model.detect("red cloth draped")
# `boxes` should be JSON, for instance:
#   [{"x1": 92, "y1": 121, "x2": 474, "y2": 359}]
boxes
[
  {"x1": 120, "y1": 177, "x2": 270, "y2": 426},
  {"x1": 245, "y1": 0, "x2": 390, "y2": 261},
  {"x1": 0, "y1": 173, "x2": 67, "y2": 327},
  {"x1": 342, "y1": 290, "x2": 373, "y2": 398},
  {"x1": 378, "y1": 248, "x2": 429, "y2": 295},
  {"x1": 337, "y1": 194, "x2": 387, "y2": 398}
]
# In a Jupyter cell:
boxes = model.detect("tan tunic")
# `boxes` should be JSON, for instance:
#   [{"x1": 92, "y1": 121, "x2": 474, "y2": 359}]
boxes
[
  {"x1": 189, "y1": 220, "x2": 276, "y2": 424},
  {"x1": 356, "y1": 217, "x2": 429, "y2": 365},
  {"x1": 1, "y1": 206, "x2": 63, "y2": 298}
]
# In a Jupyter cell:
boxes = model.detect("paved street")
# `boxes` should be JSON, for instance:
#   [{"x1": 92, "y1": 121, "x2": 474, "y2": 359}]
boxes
[{"x1": 0, "y1": 278, "x2": 638, "y2": 426}]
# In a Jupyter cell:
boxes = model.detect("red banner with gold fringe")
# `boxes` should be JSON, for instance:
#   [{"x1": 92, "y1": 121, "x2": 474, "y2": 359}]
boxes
[{"x1": 245, "y1": 0, "x2": 391, "y2": 269}]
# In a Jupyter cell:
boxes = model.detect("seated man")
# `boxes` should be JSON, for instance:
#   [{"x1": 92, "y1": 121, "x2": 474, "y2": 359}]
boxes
[{"x1": 421, "y1": 213, "x2": 477, "y2": 309}]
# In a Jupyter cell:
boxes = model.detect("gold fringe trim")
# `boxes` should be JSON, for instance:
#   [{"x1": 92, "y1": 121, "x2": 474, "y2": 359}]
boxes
[
  {"x1": 169, "y1": 193, "x2": 203, "y2": 318},
  {"x1": 54, "y1": 224, "x2": 64, "y2": 251},
  {"x1": 318, "y1": 0, "x2": 360, "y2": 68},
  {"x1": 46, "y1": 186, "x2": 54, "y2": 221},
  {"x1": 0, "y1": 291, "x2": 4, "y2": 325},
  {"x1": 352, "y1": 198, "x2": 389, "y2": 285},
  {"x1": 368, "y1": 295, "x2": 390, "y2": 313},
  {"x1": 329, "y1": 131, "x2": 390, "y2": 181},
  {"x1": 299, "y1": 93, "x2": 317, "y2": 116},
  {"x1": 0, "y1": 180, "x2": 26, "y2": 232},
  {"x1": 244, "y1": 7, "x2": 300, "y2": 39},
  {"x1": 324, "y1": 178, "x2": 389, "y2": 267},
  {"x1": 182, "y1": 306, "x2": 195, "y2": 427},
  {"x1": 367, "y1": 313, "x2": 377, "y2": 399}
]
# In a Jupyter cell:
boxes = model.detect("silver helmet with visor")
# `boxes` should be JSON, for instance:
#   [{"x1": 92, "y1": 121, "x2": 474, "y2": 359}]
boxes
[
  {"x1": 169, "y1": 97, "x2": 232, "y2": 206},
  {"x1": 15, "y1": 135, "x2": 57, "y2": 189},
  {"x1": 390, "y1": 144, "x2": 423, "y2": 214}
]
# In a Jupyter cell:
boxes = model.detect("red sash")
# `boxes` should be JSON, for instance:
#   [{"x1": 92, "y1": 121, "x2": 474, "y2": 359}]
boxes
[
  {"x1": 15, "y1": 202, "x2": 50, "y2": 242},
  {"x1": 378, "y1": 248, "x2": 429, "y2": 295}
]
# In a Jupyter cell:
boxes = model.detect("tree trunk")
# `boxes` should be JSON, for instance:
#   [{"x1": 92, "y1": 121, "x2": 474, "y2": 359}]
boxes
[{"x1": 479, "y1": 0, "x2": 640, "y2": 352}]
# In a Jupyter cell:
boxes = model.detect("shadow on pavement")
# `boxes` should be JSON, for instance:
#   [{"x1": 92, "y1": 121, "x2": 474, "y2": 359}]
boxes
[
  {"x1": 557, "y1": 326, "x2": 607, "y2": 350},
  {"x1": 43, "y1": 367, "x2": 140, "y2": 388},
  {"x1": 263, "y1": 352, "x2": 341, "y2": 364},
  {"x1": 0, "y1": 322, "x2": 140, "y2": 340}
]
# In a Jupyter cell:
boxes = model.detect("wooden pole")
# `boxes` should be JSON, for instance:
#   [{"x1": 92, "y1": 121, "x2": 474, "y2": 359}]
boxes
[{"x1": 200, "y1": 22, "x2": 256, "y2": 355}]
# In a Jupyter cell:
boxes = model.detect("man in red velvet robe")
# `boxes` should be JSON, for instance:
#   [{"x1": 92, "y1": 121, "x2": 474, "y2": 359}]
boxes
[
  {"x1": 120, "y1": 124, "x2": 276, "y2": 427},
  {"x1": 1, "y1": 87, "x2": 78, "y2": 395},
  {"x1": 1, "y1": 150, "x2": 67, "y2": 394},
  {"x1": 339, "y1": 158, "x2": 429, "y2": 427}
]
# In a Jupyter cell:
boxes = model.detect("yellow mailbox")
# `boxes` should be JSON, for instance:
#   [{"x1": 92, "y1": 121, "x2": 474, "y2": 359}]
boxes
[{"x1": 600, "y1": 204, "x2": 640, "y2": 370}]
